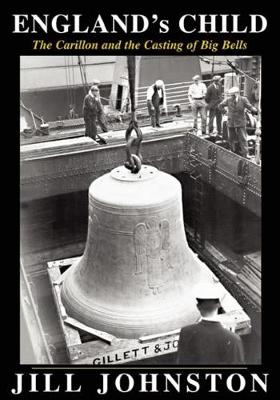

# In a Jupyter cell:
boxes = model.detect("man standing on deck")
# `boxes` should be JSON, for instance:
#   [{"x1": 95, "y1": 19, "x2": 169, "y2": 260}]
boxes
[
  {"x1": 177, "y1": 283, "x2": 245, "y2": 364},
  {"x1": 205, "y1": 75, "x2": 223, "y2": 136},
  {"x1": 188, "y1": 75, "x2": 207, "y2": 135},
  {"x1": 218, "y1": 86, "x2": 258, "y2": 158},
  {"x1": 146, "y1": 79, "x2": 167, "y2": 128},
  {"x1": 83, "y1": 85, "x2": 108, "y2": 141}
]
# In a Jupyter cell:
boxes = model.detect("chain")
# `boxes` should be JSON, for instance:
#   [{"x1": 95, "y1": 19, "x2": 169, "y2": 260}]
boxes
[{"x1": 124, "y1": 119, "x2": 143, "y2": 173}]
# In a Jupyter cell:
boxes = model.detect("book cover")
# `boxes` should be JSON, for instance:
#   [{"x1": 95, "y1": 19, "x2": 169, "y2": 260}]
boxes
[{"x1": 5, "y1": 6, "x2": 273, "y2": 399}]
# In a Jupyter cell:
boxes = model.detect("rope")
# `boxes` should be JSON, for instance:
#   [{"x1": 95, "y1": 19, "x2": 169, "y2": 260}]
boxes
[
  {"x1": 69, "y1": 56, "x2": 74, "y2": 108},
  {"x1": 71, "y1": 56, "x2": 76, "y2": 111},
  {"x1": 226, "y1": 59, "x2": 259, "y2": 84},
  {"x1": 78, "y1": 56, "x2": 87, "y2": 96},
  {"x1": 255, "y1": 59, "x2": 261, "y2": 164},
  {"x1": 64, "y1": 56, "x2": 70, "y2": 109},
  {"x1": 83, "y1": 56, "x2": 89, "y2": 89},
  {"x1": 64, "y1": 56, "x2": 77, "y2": 117},
  {"x1": 211, "y1": 55, "x2": 215, "y2": 78}
]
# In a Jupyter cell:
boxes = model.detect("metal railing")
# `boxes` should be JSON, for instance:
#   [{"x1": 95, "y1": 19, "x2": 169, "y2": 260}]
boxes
[
  {"x1": 135, "y1": 77, "x2": 246, "y2": 114},
  {"x1": 136, "y1": 79, "x2": 212, "y2": 113}
]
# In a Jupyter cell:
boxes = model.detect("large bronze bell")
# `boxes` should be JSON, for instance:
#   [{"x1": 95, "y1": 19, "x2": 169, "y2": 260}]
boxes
[{"x1": 61, "y1": 165, "x2": 216, "y2": 338}]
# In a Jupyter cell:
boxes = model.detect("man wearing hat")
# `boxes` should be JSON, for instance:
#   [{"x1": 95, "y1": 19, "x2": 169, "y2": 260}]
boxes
[
  {"x1": 146, "y1": 79, "x2": 167, "y2": 128},
  {"x1": 91, "y1": 79, "x2": 101, "y2": 101},
  {"x1": 218, "y1": 86, "x2": 258, "y2": 157},
  {"x1": 92, "y1": 78, "x2": 100, "y2": 87},
  {"x1": 177, "y1": 283, "x2": 245, "y2": 364},
  {"x1": 205, "y1": 75, "x2": 223, "y2": 136},
  {"x1": 83, "y1": 85, "x2": 108, "y2": 140},
  {"x1": 188, "y1": 75, "x2": 207, "y2": 134}
]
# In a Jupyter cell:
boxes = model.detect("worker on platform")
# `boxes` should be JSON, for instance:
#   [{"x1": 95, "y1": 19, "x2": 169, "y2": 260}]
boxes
[
  {"x1": 218, "y1": 86, "x2": 258, "y2": 158},
  {"x1": 205, "y1": 75, "x2": 223, "y2": 136},
  {"x1": 177, "y1": 283, "x2": 245, "y2": 364},
  {"x1": 83, "y1": 85, "x2": 108, "y2": 140},
  {"x1": 188, "y1": 75, "x2": 207, "y2": 135},
  {"x1": 146, "y1": 79, "x2": 167, "y2": 128}
]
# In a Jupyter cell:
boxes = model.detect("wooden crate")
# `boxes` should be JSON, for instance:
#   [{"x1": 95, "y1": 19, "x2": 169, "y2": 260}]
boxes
[{"x1": 47, "y1": 257, "x2": 251, "y2": 365}]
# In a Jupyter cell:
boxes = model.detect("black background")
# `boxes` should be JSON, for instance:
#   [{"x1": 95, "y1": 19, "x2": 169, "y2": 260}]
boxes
[{"x1": 4, "y1": 5, "x2": 276, "y2": 399}]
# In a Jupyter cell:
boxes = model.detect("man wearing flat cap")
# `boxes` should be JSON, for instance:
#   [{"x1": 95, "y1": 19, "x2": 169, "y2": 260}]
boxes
[
  {"x1": 218, "y1": 86, "x2": 258, "y2": 157},
  {"x1": 177, "y1": 283, "x2": 245, "y2": 364},
  {"x1": 205, "y1": 75, "x2": 223, "y2": 136},
  {"x1": 83, "y1": 85, "x2": 108, "y2": 140},
  {"x1": 146, "y1": 79, "x2": 167, "y2": 128},
  {"x1": 188, "y1": 75, "x2": 207, "y2": 134},
  {"x1": 91, "y1": 79, "x2": 101, "y2": 100},
  {"x1": 92, "y1": 78, "x2": 100, "y2": 86}
]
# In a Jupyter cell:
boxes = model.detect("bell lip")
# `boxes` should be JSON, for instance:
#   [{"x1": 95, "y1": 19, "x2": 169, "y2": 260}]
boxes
[
  {"x1": 62, "y1": 287, "x2": 197, "y2": 320},
  {"x1": 61, "y1": 278, "x2": 199, "y2": 339},
  {"x1": 61, "y1": 270, "x2": 200, "y2": 319}
]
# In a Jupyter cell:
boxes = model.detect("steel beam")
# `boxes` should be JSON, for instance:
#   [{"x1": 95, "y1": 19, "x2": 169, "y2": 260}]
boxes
[
  {"x1": 20, "y1": 123, "x2": 188, "y2": 202},
  {"x1": 20, "y1": 125, "x2": 261, "y2": 216},
  {"x1": 184, "y1": 133, "x2": 261, "y2": 217}
]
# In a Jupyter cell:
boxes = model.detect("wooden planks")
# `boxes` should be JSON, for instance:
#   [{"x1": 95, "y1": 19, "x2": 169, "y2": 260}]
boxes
[
  {"x1": 237, "y1": 251, "x2": 262, "y2": 299},
  {"x1": 47, "y1": 256, "x2": 251, "y2": 365},
  {"x1": 20, "y1": 260, "x2": 53, "y2": 364},
  {"x1": 185, "y1": 227, "x2": 262, "y2": 311}
]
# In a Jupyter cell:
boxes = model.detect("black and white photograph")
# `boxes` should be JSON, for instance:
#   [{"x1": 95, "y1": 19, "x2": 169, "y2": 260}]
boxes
[{"x1": 20, "y1": 55, "x2": 262, "y2": 367}]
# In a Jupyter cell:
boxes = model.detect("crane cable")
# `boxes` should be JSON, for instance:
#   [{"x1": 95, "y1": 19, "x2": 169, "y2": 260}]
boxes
[
  {"x1": 70, "y1": 55, "x2": 76, "y2": 113},
  {"x1": 124, "y1": 56, "x2": 143, "y2": 174},
  {"x1": 211, "y1": 55, "x2": 215, "y2": 78},
  {"x1": 78, "y1": 56, "x2": 88, "y2": 96},
  {"x1": 255, "y1": 59, "x2": 261, "y2": 165},
  {"x1": 64, "y1": 56, "x2": 70, "y2": 109},
  {"x1": 64, "y1": 57, "x2": 77, "y2": 117},
  {"x1": 83, "y1": 56, "x2": 89, "y2": 89}
]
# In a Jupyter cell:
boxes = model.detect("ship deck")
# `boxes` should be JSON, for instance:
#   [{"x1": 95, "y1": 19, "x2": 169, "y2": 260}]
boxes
[{"x1": 20, "y1": 119, "x2": 261, "y2": 364}]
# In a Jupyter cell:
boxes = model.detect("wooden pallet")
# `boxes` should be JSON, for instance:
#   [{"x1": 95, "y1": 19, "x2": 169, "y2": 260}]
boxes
[{"x1": 47, "y1": 257, "x2": 251, "y2": 365}]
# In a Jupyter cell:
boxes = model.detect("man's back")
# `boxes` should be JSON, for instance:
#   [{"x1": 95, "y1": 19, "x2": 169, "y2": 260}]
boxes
[{"x1": 177, "y1": 320, "x2": 245, "y2": 365}]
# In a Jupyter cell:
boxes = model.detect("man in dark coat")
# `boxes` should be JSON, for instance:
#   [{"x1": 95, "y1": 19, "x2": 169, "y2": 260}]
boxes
[
  {"x1": 205, "y1": 75, "x2": 223, "y2": 136},
  {"x1": 177, "y1": 283, "x2": 245, "y2": 365},
  {"x1": 218, "y1": 86, "x2": 258, "y2": 157},
  {"x1": 83, "y1": 85, "x2": 108, "y2": 140}
]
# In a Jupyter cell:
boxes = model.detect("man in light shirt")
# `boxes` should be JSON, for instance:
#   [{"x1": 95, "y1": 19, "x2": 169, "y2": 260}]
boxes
[
  {"x1": 146, "y1": 79, "x2": 167, "y2": 128},
  {"x1": 188, "y1": 75, "x2": 207, "y2": 134}
]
